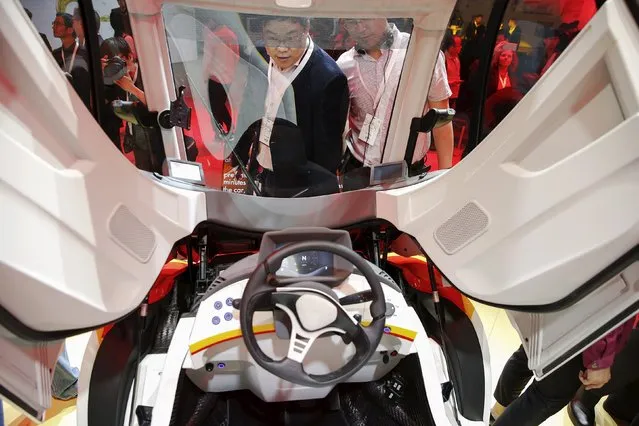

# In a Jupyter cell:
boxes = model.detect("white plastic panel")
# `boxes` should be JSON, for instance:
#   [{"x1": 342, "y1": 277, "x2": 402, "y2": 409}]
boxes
[
  {"x1": 508, "y1": 260, "x2": 639, "y2": 379},
  {"x1": 376, "y1": 0, "x2": 639, "y2": 377},
  {"x1": 377, "y1": 0, "x2": 639, "y2": 307},
  {"x1": 0, "y1": 1, "x2": 206, "y2": 333}
]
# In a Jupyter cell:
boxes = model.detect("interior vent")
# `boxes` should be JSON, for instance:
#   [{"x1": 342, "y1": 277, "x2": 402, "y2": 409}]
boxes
[
  {"x1": 434, "y1": 201, "x2": 490, "y2": 255},
  {"x1": 108, "y1": 204, "x2": 157, "y2": 263}
]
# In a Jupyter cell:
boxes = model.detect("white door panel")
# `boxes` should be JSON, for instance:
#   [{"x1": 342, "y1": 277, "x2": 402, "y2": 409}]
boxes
[
  {"x1": 508, "y1": 259, "x2": 638, "y2": 378},
  {"x1": 0, "y1": 1, "x2": 207, "y2": 335},
  {"x1": 379, "y1": 0, "x2": 639, "y2": 307},
  {"x1": 378, "y1": 0, "x2": 639, "y2": 376}
]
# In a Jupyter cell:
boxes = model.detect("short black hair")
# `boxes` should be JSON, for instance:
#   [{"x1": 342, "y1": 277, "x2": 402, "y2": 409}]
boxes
[
  {"x1": 72, "y1": 8, "x2": 101, "y2": 30},
  {"x1": 56, "y1": 12, "x2": 73, "y2": 29},
  {"x1": 100, "y1": 37, "x2": 131, "y2": 59},
  {"x1": 259, "y1": 15, "x2": 310, "y2": 31},
  {"x1": 442, "y1": 32, "x2": 455, "y2": 51}
]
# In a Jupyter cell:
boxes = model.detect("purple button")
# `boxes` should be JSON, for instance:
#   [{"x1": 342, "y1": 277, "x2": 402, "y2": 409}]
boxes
[
  {"x1": 217, "y1": 362, "x2": 226, "y2": 369},
  {"x1": 224, "y1": 312, "x2": 233, "y2": 321},
  {"x1": 214, "y1": 301, "x2": 223, "y2": 310},
  {"x1": 226, "y1": 297, "x2": 233, "y2": 306},
  {"x1": 383, "y1": 327, "x2": 391, "y2": 334},
  {"x1": 212, "y1": 316, "x2": 220, "y2": 325}
]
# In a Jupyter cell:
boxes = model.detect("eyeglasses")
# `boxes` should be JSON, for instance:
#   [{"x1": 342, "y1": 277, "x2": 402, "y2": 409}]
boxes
[
  {"x1": 52, "y1": 20, "x2": 66, "y2": 27},
  {"x1": 264, "y1": 32, "x2": 307, "y2": 48}
]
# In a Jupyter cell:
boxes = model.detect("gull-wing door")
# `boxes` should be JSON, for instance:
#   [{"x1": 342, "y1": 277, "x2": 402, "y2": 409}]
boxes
[
  {"x1": 0, "y1": 0, "x2": 205, "y2": 418},
  {"x1": 379, "y1": 0, "x2": 639, "y2": 378}
]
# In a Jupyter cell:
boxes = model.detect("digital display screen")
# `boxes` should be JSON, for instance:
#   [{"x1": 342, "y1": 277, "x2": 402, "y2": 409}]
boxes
[
  {"x1": 275, "y1": 244, "x2": 334, "y2": 277},
  {"x1": 168, "y1": 159, "x2": 204, "y2": 184},
  {"x1": 370, "y1": 161, "x2": 406, "y2": 184}
]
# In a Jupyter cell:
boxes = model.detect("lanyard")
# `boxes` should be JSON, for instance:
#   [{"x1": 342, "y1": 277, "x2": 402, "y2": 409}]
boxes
[
  {"x1": 354, "y1": 45, "x2": 404, "y2": 162},
  {"x1": 355, "y1": 47, "x2": 403, "y2": 111},
  {"x1": 61, "y1": 42, "x2": 79, "y2": 73},
  {"x1": 498, "y1": 73, "x2": 509, "y2": 90}
]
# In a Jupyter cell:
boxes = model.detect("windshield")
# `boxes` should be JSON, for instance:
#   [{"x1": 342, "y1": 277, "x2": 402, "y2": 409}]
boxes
[{"x1": 162, "y1": 6, "x2": 415, "y2": 197}]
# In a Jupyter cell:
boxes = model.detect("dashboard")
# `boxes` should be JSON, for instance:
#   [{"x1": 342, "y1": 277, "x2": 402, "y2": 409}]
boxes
[{"x1": 185, "y1": 262, "x2": 424, "y2": 403}]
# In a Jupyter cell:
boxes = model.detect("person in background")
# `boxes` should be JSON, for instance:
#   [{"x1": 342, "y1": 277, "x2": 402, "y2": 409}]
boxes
[
  {"x1": 487, "y1": 42, "x2": 519, "y2": 96},
  {"x1": 460, "y1": 14, "x2": 485, "y2": 81},
  {"x1": 110, "y1": 0, "x2": 131, "y2": 38},
  {"x1": 52, "y1": 12, "x2": 91, "y2": 108},
  {"x1": 51, "y1": 13, "x2": 77, "y2": 70},
  {"x1": 72, "y1": 8, "x2": 104, "y2": 48},
  {"x1": 442, "y1": 33, "x2": 462, "y2": 110},
  {"x1": 569, "y1": 316, "x2": 639, "y2": 426},
  {"x1": 464, "y1": 14, "x2": 485, "y2": 41},
  {"x1": 101, "y1": 37, "x2": 164, "y2": 173},
  {"x1": 337, "y1": 18, "x2": 453, "y2": 183},
  {"x1": 503, "y1": 18, "x2": 522, "y2": 46},
  {"x1": 492, "y1": 318, "x2": 637, "y2": 426},
  {"x1": 24, "y1": 8, "x2": 52, "y2": 52},
  {"x1": 235, "y1": 15, "x2": 348, "y2": 197}
]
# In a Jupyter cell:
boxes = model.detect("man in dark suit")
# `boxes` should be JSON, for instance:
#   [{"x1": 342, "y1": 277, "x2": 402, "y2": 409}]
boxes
[
  {"x1": 504, "y1": 19, "x2": 522, "y2": 46},
  {"x1": 110, "y1": 0, "x2": 131, "y2": 37},
  {"x1": 238, "y1": 15, "x2": 349, "y2": 197}
]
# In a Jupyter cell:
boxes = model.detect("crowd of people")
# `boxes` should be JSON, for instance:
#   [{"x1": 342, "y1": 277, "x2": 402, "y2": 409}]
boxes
[
  {"x1": 35, "y1": 3, "x2": 589, "y2": 198},
  {"x1": 199, "y1": 15, "x2": 456, "y2": 197}
]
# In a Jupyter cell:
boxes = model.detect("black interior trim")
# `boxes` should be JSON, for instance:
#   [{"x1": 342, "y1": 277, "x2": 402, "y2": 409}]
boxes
[
  {"x1": 542, "y1": 301, "x2": 639, "y2": 375},
  {"x1": 625, "y1": 0, "x2": 639, "y2": 25},
  {"x1": 463, "y1": 0, "x2": 509, "y2": 157},
  {"x1": 78, "y1": 0, "x2": 104, "y2": 123},
  {"x1": 0, "y1": 303, "x2": 137, "y2": 342},
  {"x1": 414, "y1": 293, "x2": 485, "y2": 421}
]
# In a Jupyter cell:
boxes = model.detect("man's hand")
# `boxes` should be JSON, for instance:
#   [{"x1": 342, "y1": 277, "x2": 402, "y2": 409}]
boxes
[{"x1": 579, "y1": 368, "x2": 611, "y2": 390}]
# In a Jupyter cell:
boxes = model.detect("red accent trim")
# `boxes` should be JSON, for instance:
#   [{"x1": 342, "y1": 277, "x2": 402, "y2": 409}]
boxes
[
  {"x1": 387, "y1": 255, "x2": 466, "y2": 314},
  {"x1": 388, "y1": 332, "x2": 415, "y2": 342},
  {"x1": 147, "y1": 261, "x2": 188, "y2": 304}
]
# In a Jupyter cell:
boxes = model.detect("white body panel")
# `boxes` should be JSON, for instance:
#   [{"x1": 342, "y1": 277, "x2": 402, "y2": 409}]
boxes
[
  {"x1": 376, "y1": 0, "x2": 639, "y2": 376},
  {"x1": 0, "y1": 0, "x2": 207, "y2": 333}
]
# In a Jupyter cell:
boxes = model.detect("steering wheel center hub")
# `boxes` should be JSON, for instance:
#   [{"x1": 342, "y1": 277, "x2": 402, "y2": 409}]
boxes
[{"x1": 295, "y1": 293, "x2": 338, "y2": 332}]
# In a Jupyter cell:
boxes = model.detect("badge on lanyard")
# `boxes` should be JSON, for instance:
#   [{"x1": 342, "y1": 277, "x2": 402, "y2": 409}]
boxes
[
  {"x1": 259, "y1": 117, "x2": 275, "y2": 145},
  {"x1": 360, "y1": 113, "x2": 382, "y2": 146}
]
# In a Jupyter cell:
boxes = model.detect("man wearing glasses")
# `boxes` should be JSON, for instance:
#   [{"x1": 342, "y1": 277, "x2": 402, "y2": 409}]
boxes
[
  {"x1": 337, "y1": 18, "x2": 454, "y2": 184},
  {"x1": 245, "y1": 15, "x2": 349, "y2": 197},
  {"x1": 51, "y1": 12, "x2": 91, "y2": 108}
]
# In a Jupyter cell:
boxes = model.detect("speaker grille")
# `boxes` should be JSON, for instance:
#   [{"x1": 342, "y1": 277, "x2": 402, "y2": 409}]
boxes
[
  {"x1": 108, "y1": 204, "x2": 156, "y2": 263},
  {"x1": 434, "y1": 201, "x2": 489, "y2": 254}
]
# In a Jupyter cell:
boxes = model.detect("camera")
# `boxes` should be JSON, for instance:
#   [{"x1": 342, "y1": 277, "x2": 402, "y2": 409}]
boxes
[{"x1": 103, "y1": 56, "x2": 127, "y2": 85}]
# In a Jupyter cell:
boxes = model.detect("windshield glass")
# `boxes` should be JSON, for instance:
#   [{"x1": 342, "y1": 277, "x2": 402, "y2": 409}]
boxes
[{"x1": 162, "y1": 6, "x2": 414, "y2": 197}]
